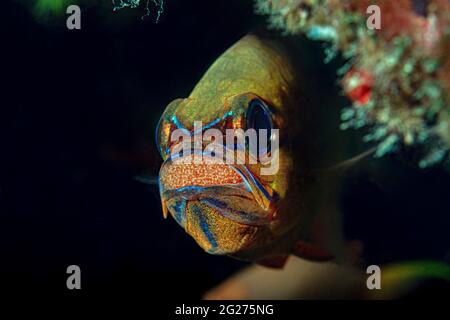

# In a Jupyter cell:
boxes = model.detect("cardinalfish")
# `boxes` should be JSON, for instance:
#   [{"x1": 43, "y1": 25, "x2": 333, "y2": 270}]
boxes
[{"x1": 155, "y1": 34, "x2": 365, "y2": 268}]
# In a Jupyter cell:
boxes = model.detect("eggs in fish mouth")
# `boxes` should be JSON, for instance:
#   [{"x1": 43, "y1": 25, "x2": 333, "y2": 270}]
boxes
[
  {"x1": 159, "y1": 155, "x2": 244, "y2": 189},
  {"x1": 158, "y1": 153, "x2": 277, "y2": 255}
]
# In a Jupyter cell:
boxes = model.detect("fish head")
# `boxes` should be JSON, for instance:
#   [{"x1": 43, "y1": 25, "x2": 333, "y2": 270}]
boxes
[{"x1": 157, "y1": 92, "x2": 298, "y2": 256}]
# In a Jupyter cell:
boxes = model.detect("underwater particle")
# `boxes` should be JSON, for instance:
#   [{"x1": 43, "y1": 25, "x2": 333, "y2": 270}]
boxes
[{"x1": 112, "y1": 0, "x2": 164, "y2": 22}]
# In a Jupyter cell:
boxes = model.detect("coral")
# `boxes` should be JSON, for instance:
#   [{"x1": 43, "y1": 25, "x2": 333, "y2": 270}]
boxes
[
  {"x1": 113, "y1": 0, "x2": 164, "y2": 22},
  {"x1": 256, "y1": 0, "x2": 450, "y2": 167}
]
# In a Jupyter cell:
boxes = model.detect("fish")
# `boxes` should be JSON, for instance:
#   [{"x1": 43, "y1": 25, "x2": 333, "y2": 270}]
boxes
[{"x1": 155, "y1": 34, "x2": 365, "y2": 268}]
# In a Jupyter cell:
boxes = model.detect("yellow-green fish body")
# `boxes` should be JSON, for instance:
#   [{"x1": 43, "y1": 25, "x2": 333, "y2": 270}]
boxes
[{"x1": 156, "y1": 34, "x2": 335, "y2": 266}]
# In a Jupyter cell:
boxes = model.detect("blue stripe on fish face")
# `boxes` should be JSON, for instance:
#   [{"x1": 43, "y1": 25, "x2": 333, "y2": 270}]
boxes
[
  {"x1": 202, "y1": 198, "x2": 266, "y2": 225},
  {"x1": 170, "y1": 111, "x2": 234, "y2": 136},
  {"x1": 168, "y1": 200, "x2": 187, "y2": 228},
  {"x1": 191, "y1": 203, "x2": 218, "y2": 251}
]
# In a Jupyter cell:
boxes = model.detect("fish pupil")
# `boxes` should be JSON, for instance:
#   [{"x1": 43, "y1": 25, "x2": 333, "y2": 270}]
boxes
[{"x1": 247, "y1": 99, "x2": 273, "y2": 154}]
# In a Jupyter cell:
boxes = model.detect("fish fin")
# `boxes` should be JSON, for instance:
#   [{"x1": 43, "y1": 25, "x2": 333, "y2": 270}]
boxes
[
  {"x1": 293, "y1": 240, "x2": 334, "y2": 262},
  {"x1": 134, "y1": 174, "x2": 159, "y2": 185},
  {"x1": 320, "y1": 147, "x2": 377, "y2": 175},
  {"x1": 257, "y1": 255, "x2": 290, "y2": 269}
]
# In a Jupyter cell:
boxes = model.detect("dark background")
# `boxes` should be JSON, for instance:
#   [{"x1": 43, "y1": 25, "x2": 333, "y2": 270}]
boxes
[
  {"x1": 1, "y1": 0, "x2": 260, "y2": 298},
  {"x1": 1, "y1": 0, "x2": 449, "y2": 299}
]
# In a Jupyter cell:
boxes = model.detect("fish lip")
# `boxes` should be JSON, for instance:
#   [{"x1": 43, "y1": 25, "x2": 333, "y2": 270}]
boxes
[
  {"x1": 161, "y1": 184, "x2": 253, "y2": 201},
  {"x1": 159, "y1": 153, "x2": 275, "y2": 226}
]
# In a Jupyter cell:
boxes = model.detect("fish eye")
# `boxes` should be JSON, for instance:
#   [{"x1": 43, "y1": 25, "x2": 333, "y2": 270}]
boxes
[{"x1": 246, "y1": 98, "x2": 273, "y2": 154}]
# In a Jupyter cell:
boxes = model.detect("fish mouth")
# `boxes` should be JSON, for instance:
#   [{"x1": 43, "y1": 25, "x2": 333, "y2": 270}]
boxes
[{"x1": 159, "y1": 152, "x2": 275, "y2": 227}]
